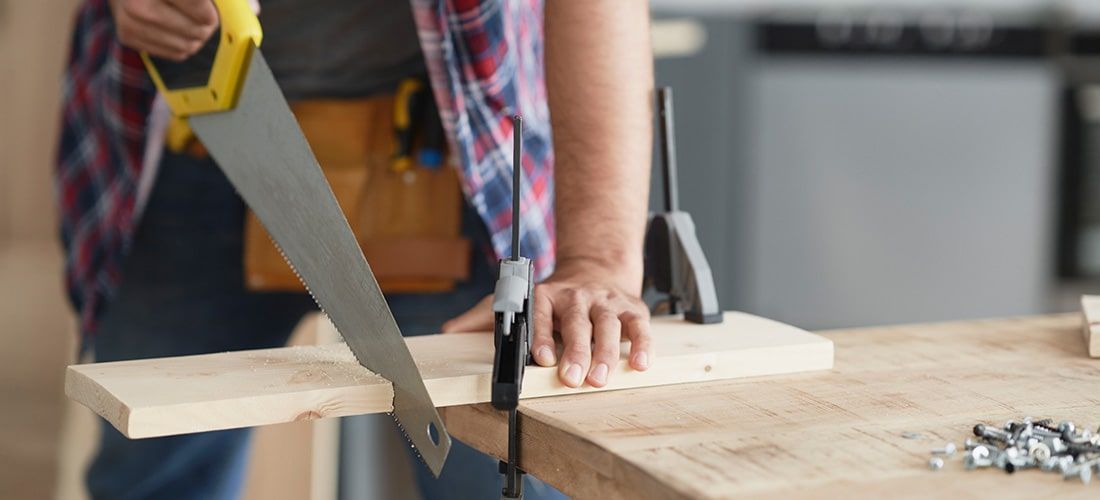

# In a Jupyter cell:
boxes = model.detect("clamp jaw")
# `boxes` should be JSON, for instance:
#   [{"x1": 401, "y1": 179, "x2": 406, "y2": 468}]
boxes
[
  {"x1": 492, "y1": 115, "x2": 531, "y2": 500},
  {"x1": 491, "y1": 258, "x2": 534, "y2": 411},
  {"x1": 644, "y1": 87, "x2": 723, "y2": 325},
  {"x1": 645, "y1": 212, "x2": 722, "y2": 324}
]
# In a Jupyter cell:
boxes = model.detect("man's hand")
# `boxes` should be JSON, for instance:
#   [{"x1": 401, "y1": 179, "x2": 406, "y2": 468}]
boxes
[
  {"x1": 442, "y1": 261, "x2": 652, "y2": 389},
  {"x1": 108, "y1": 0, "x2": 218, "y2": 61}
]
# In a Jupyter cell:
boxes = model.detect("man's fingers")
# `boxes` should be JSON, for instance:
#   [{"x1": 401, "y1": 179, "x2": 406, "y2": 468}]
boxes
[
  {"x1": 441, "y1": 295, "x2": 494, "y2": 333},
  {"x1": 557, "y1": 295, "x2": 592, "y2": 388},
  {"x1": 141, "y1": 0, "x2": 216, "y2": 42},
  {"x1": 126, "y1": 30, "x2": 197, "y2": 60},
  {"x1": 622, "y1": 310, "x2": 652, "y2": 371},
  {"x1": 586, "y1": 305, "x2": 621, "y2": 387},
  {"x1": 112, "y1": 0, "x2": 218, "y2": 58},
  {"x1": 116, "y1": 11, "x2": 202, "y2": 59},
  {"x1": 530, "y1": 289, "x2": 556, "y2": 367},
  {"x1": 166, "y1": 0, "x2": 220, "y2": 26}
]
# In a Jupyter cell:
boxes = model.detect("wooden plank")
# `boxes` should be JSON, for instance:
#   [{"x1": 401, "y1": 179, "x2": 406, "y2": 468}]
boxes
[
  {"x1": 1081, "y1": 295, "x2": 1100, "y2": 358},
  {"x1": 66, "y1": 312, "x2": 832, "y2": 439},
  {"x1": 444, "y1": 314, "x2": 1100, "y2": 499}
]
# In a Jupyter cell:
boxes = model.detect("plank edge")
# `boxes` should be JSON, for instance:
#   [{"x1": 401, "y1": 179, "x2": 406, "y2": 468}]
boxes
[
  {"x1": 66, "y1": 365, "x2": 132, "y2": 436},
  {"x1": 1082, "y1": 295, "x2": 1100, "y2": 358}
]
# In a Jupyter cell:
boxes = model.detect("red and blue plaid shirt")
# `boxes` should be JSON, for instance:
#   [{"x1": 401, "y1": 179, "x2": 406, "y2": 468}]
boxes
[{"x1": 57, "y1": 0, "x2": 555, "y2": 337}]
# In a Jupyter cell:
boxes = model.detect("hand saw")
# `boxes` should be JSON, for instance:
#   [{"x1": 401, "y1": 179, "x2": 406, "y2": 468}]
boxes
[{"x1": 139, "y1": 0, "x2": 451, "y2": 475}]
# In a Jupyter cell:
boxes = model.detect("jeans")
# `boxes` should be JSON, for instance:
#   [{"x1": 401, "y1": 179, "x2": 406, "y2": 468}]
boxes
[{"x1": 87, "y1": 151, "x2": 564, "y2": 500}]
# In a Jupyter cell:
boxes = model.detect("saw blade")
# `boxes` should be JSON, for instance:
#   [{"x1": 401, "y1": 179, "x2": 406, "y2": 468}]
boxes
[{"x1": 188, "y1": 51, "x2": 451, "y2": 475}]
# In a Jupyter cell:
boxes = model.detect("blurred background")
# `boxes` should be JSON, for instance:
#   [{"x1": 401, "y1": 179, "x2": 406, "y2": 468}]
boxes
[
  {"x1": 650, "y1": 0, "x2": 1099, "y2": 328},
  {"x1": 3, "y1": 0, "x2": 1099, "y2": 498}
]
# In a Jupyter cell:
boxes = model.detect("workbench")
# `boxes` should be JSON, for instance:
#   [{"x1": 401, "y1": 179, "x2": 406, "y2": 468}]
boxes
[{"x1": 442, "y1": 314, "x2": 1100, "y2": 499}]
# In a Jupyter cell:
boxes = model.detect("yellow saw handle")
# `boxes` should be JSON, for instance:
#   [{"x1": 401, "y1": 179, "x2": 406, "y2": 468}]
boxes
[{"x1": 141, "y1": 0, "x2": 262, "y2": 117}]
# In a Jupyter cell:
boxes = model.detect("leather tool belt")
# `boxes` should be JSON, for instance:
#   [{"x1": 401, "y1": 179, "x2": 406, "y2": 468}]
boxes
[{"x1": 172, "y1": 82, "x2": 471, "y2": 294}]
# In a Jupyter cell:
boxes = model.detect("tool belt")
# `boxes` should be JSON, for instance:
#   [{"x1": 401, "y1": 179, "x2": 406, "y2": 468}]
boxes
[{"x1": 171, "y1": 79, "x2": 471, "y2": 293}]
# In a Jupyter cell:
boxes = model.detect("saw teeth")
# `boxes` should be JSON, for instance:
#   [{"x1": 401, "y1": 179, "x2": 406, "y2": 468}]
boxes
[
  {"x1": 268, "y1": 233, "x2": 332, "y2": 336},
  {"x1": 266, "y1": 232, "x2": 434, "y2": 471},
  {"x1": 390, "y1": 411, "x2": 433, "y2": 471}
]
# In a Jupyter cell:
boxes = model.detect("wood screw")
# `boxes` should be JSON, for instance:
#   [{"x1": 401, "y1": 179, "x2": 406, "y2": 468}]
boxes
[{"x1": 931, "y1": 442, "x2": 957, "y2": 456}]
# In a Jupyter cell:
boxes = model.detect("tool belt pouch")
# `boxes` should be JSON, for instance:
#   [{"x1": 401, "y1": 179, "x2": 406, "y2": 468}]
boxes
[{"x1": 242, "y1": 94, "x2": 471, "y2": 293}]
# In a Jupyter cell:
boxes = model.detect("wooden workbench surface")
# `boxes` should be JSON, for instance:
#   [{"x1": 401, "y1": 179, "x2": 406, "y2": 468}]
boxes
[{"x1": 443, "y1": 314, "x2": 1100, "y2": 499}]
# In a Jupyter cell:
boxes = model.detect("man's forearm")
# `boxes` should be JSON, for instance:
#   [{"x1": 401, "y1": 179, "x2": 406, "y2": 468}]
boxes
[{"x1": 545, "y1": 1, "x2": 654, "y2": 292}]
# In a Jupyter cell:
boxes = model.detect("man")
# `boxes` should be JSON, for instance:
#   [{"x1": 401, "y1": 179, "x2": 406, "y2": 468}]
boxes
[{"x1": 58, "y1": 0, "x2": 654, "y2": 498}]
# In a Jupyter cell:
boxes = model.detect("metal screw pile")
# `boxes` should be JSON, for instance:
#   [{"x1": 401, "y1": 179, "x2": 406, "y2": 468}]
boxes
[{"x1": 928, "y1": 417, "x2": 1100, "y2": 484}]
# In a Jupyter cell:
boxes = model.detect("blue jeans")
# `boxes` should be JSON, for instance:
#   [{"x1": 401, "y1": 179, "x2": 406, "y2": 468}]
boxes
[{"x1": 87, "y1": 151, "x2": 564, "y2": 500}]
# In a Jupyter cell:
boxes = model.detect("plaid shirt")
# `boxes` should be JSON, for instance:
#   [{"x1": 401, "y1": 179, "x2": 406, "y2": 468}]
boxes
[{"x1": 57, "y1": 0, "x2": 555, "y2": 337}]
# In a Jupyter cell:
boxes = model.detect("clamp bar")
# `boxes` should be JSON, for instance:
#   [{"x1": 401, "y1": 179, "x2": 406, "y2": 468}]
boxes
[
  {"x1": 493, "y1": 114, "x2": 532, "y2": 499},
  {"x1": 657, "y1": 87, "x2": 680, "y2": 213},
  {"x1": 500, "y1": 408, "x2": 525, "y2": 499}
]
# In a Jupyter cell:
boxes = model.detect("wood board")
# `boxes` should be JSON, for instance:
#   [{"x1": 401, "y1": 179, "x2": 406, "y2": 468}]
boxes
[
  {"x1": 1081, "y1": 295, "x2": 1100, "y2": 357},
  {"x1": 66, "y1": 312, "x2": 833, "y2": 439},
  {"x1": 443, "y1": 314, "x2": 1100, "y2": 499}
]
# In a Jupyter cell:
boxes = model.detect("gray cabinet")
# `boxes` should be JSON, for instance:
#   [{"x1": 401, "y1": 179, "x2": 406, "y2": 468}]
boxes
[{"x1": 653, "y1": 15, "x2": 1060, "y2": 329}]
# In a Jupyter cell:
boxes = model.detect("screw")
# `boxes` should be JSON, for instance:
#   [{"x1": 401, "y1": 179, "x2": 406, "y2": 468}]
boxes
[
  {"x1": 1048, "y1": 437, "x2": 1068, "y2": 454},
  {"x1": 964, "y1": 454, "x2": 993, "y2": 470},
  {"x1": 1059, "y1": 421, "x2": 1076, "y2": 437},
  {"x1": 1064, "y1": 464, "x2": 1093, "y2": 484},
  {"x1": 1030, "y1": 443, "x2": 1051, "y2": 461},
  {"x1": 1032, "y1": 427, "x2": 1061, "y2": 439},
  {"x1": 932, "y1": 443, "x2": 957, "y2": 456},
  {"x1": 928, "y1": 457, "x2": 944, "y2": 470},
  {"x1": 1066, "y1": 434, "x2": 1093, "y2": 446},
  {"x1": 1010, "y1": 422, "x2": 1030, "y2": 444},
  {"x1": 975, "y1": 424, "x2": 1011, "y2": 443}
]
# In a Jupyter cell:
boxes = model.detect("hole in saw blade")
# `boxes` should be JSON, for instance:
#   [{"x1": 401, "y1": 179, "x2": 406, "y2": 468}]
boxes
[{"x1": 427, "y1": 421, "x2": 440, "y2": 447}]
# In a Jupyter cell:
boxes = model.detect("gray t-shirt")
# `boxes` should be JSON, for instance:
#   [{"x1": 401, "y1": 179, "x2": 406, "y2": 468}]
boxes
[{"x1": 259, "y1": 0, "x2": 425, "y2": 100}]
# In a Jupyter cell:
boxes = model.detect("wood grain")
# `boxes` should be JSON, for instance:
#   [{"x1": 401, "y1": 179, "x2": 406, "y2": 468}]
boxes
[
  {"x1": 444, "y1": 314, "x2": 1100, "y2": 499},
  {"x1": 65, "y1": 312, "x2": 832, "y2": 439},
  {"x1": 1081, "y1": 295, "x2": 1100, "y2": 358}
]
